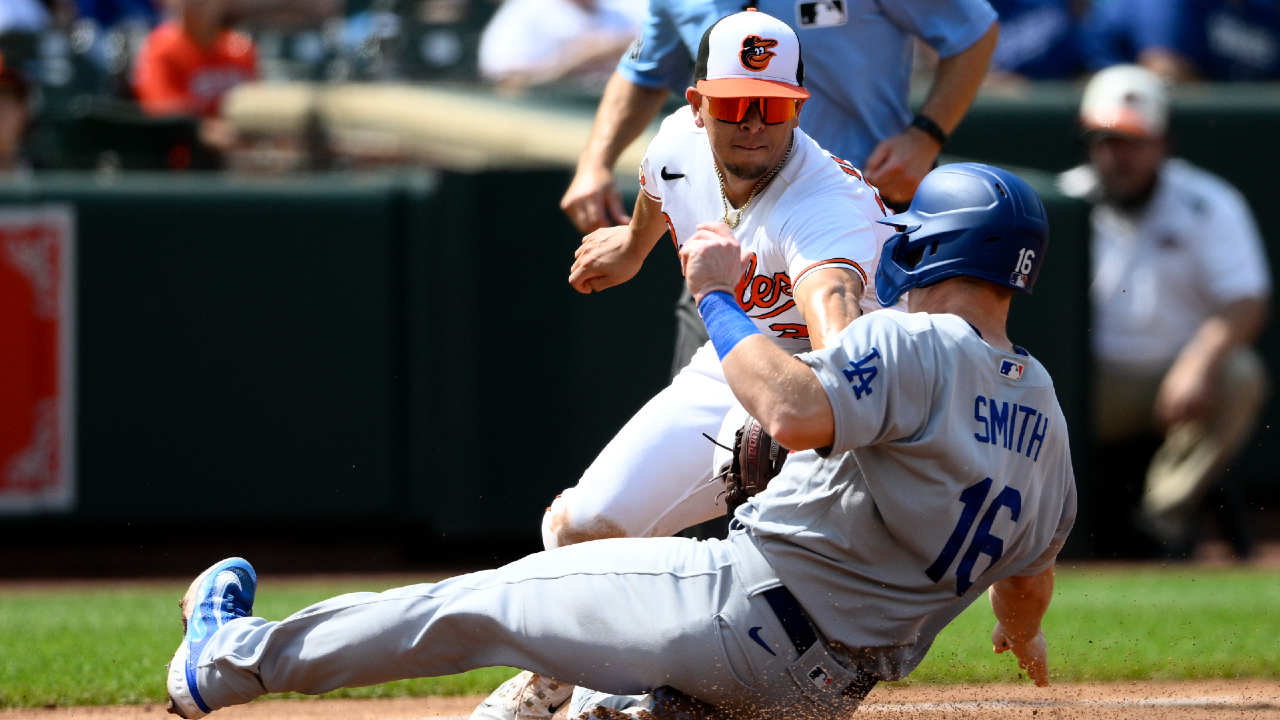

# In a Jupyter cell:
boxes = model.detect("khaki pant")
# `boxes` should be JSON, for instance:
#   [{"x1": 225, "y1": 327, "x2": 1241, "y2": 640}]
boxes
[{"x1": 1094, "y1": 347, "x2": 1269, "y2": 545}]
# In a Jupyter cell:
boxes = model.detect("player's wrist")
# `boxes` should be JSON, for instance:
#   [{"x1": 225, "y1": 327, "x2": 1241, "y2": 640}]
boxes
[
  {"x1": 698, "y1": 290, "x2": 760, "y2": 361},
  {"x1": 691, "y1": 283, "x2": 737, "y2": 305}
]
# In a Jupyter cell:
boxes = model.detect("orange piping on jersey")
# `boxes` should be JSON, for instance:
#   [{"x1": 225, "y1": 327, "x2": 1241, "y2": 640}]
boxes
[
  {"x1": 794, "y1": 258, "x2": 869, "y2": 286},
  {"x1": 643, "y1": 186, "x2": 661, "y2": 202},
  {"x1": 769, "y1": 323, "x2": 809, "y2": 339},
  {"x1": 663, "y1": 212, "x2": 677, "y2": 248},
  {"x1": 874, "y1": 191, "x2": 888, "y2": 216},
  {"x1": 830, "y1": 155, "x2": 863, "y2": 180}
]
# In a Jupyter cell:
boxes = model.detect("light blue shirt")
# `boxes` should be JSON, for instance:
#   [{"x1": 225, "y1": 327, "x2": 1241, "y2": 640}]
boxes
[{"x1": 618, "y1": 0, "x2": 997, "y2": 165}]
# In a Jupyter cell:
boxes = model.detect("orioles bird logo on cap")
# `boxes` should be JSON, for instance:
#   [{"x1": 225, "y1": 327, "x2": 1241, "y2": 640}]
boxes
[{"x1": 739, "y1": 35, "x2": 778, "y2": 71}]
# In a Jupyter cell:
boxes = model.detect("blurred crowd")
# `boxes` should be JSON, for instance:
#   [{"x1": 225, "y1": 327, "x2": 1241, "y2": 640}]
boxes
[{"x1": 0, "y1": 0, "x2": 1278, "y2": 173}]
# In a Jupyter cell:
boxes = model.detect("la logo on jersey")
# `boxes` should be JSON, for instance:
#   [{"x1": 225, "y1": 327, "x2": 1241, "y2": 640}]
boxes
[
  {"x1": 999, "y1": 359, "x2": 1024, "y2": 381},
  {"x1": 843, "y1": 347, "x2": 881, "y2": 398}
]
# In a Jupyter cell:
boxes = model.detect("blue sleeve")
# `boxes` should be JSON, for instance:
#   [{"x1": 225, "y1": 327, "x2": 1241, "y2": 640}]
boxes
[
  {"x1": 616, "y1": 0, "x2": 698, "y2": 93},
  {"x1": 988, "y1": 0, "x2": 1084, "y2": 79},
  {"x1": 1078, "y1": 0, "x2": 1182, "y2": 71},
  {"x1": 879, "y1": 0, "x2": 999, "y2": 58},
  {"x1": 1167, "y1": 0, "x2": 1213, "y2": 65}
]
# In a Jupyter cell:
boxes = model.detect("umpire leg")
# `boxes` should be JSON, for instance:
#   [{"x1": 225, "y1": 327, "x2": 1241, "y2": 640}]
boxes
[
  {"x1": 672, "y1": 285, "x2": 709, "y2": 380},
  {"x1": 672, "y1": 286, "x2": 730, "y2": 541}
]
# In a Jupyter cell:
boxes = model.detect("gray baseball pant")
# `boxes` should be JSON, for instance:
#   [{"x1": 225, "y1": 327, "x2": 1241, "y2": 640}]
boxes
[{"x1": 194, "y1": 532, "x2": 872, "y2": 719}]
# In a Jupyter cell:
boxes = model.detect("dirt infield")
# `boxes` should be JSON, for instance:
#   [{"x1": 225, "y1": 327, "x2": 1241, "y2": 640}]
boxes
[{"x1": 5, "y1": 682, "x2": 1279, "y2": 720}]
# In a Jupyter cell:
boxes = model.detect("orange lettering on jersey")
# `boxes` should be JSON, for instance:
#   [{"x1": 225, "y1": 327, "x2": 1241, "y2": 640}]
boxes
[
  {"x1": 735, "y1": 253, "x2": 797, "y2": 320},
  {"x1": 769, "y1": 323, "x2": 809, "y2": 339}
]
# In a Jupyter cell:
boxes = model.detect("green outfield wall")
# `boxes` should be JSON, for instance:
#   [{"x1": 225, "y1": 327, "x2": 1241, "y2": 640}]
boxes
[{"x1": 0, "y1": 166, "x2": 1094, "y2": 554}]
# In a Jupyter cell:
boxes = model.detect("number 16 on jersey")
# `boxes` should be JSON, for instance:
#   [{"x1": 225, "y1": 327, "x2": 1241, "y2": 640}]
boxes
[{"x1": 925, "y1": 477, "x2": 1023, "y2": 596}]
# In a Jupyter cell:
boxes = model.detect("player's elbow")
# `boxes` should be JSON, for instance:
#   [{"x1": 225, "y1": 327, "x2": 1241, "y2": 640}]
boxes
[{"x1": 760, "y1": 404, "x2": 834, "y2": 452}]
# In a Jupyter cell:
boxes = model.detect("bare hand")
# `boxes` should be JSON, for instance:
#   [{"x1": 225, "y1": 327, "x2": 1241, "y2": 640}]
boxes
[
  {"x1": 864, "y1": 128, "x2": 942, "y2": 207},
  {"x1": 569, "y1": 225, "x2": 644, "y2": 293},
  {"x1": 1154, "y1": 355, "x2": 1217, "y2": 429},
  {"x1": 678, "y1": 222, "x2": 750, "y2": 304},
  {"x1": 561, "y1": 164, "x2": 631, "y2": 233},
  {"x1": 992, "y1": 623, "x2": 1050, "y2": 687}
]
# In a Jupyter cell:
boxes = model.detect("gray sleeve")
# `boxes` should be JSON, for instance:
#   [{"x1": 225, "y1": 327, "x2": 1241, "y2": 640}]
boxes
[
  {"x1": 800, "y1": 314, "x2": 929, "y2": 455},
  {"x1": 878, "y1": 0, "x2": 998, "y2": 58},
  {"x1": 1016, "y1": 464, "x2": 1077, "y2": 577}
]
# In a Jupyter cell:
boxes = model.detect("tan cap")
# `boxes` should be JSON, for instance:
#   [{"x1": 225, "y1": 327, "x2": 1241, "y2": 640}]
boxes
[{"x1": 1080, "y1": 65, "x2": 1169, "y2": 138}]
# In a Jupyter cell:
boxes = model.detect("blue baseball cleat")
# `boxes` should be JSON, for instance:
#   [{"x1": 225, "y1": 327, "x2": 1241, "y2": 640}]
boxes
[{"x1": 166, "y1": 558, "x2": 257, "y2": 719}]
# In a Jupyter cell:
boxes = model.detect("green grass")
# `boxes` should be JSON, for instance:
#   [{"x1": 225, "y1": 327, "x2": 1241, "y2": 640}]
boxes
[
  {"x1": 908, "y1": 565, "x2": 1280, "y2": 684},
  {"x1": 1, "y1": 565, "x2": 1277, "y2": 708}
]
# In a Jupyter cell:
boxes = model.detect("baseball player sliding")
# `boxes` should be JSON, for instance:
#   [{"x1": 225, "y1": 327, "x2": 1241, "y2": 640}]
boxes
[{"x1": 163, "y1": 162, "x2": 1076, "y2": 720}]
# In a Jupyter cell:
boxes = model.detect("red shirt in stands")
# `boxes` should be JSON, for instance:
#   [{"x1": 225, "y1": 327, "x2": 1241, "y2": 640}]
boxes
[{"x1": 133, "y1": 21, "x2": 257, "y2": 118}]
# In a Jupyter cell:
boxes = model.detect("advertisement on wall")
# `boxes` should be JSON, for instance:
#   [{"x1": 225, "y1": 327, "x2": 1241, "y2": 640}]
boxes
[{"x1": 0, "y1": 206, "x2": 76, "y2": 513}]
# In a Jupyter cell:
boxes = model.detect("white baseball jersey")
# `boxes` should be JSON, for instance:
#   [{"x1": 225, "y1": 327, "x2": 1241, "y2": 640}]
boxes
[
  {"x1": 639, "y1": 106, "x2": 898, "y2": 353},
  {"x1": 1059, "y1": 159, "x2": 1271, "y2": 370},
  {"x1": 738, "y1": 310, "x2": 1077, "y2": 681}
]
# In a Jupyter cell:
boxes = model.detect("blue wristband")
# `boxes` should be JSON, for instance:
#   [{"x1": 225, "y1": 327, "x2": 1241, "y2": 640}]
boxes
[{"x1": 698, "y1": 291, "x2": 761, "y2": 361}]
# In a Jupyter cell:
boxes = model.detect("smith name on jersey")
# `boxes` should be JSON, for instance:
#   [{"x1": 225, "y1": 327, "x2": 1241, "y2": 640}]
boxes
[{"x1": 640, "y1": 106, "x2": 899, "y2": 352}]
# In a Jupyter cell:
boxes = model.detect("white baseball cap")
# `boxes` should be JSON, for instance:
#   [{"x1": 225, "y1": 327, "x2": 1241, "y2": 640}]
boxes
[
  {"x1": 694, "y1": 9, "x2": 810, "y2": 100},
  {"x1": 1080, "y1": 64, "x2": 1169, "y2": 139}
]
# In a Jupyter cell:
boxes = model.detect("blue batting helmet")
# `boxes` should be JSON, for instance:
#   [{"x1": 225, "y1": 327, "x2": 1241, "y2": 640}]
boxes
[{"x1": 874, "y1": 163, "x2": 1049, "y2": 308}]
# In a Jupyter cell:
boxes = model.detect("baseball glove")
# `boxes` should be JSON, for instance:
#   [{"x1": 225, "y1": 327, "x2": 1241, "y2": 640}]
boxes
[{"x1": 711, "y1": 415, "x2": 788, "y2": 513}]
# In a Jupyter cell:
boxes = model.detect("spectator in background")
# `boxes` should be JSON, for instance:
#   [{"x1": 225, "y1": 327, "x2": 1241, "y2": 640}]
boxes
[
  {"x1": 478, "y1": 0, "x2": 646, "y2": 87},
  {"x1": 75, "y1": 0, "x2": 158, "y2": 28},
  {"x1": 1160, "y1": 0, "x2": 1280, "y2": 80},
  {"x1": 1080, "y1": 0, "x2": 1280, "y2": 81},
  {"x1": 133, "y1": 0, "x2": 255, "y2": 150},
  {"x1": 0, "y1": 0, "x2": 52, "y2": 35},
  {"x1": 1058, "y1": 65, "x2": 1270, "y2": 559},
  {"x1": 986, "y1": 0, "x2": 1084, "y2": 80},
  {"x1": 0, "y1": 53, "x2": 33, "y2": 177}
]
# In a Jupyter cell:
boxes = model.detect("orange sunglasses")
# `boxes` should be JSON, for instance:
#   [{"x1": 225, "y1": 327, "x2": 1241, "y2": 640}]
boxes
[{"x1": 706, "y1": 96, "x2": 801, "y2": 125}]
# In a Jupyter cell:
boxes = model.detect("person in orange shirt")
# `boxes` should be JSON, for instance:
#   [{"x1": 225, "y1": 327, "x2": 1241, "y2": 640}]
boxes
[{"x1": 133, "y1": 0, "x2": 257, "y2": 119}]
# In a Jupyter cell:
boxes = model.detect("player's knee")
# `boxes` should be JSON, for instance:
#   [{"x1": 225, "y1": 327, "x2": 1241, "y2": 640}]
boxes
[{"x1": 542, "y1": 497, "x2": 629, "y2": 550}]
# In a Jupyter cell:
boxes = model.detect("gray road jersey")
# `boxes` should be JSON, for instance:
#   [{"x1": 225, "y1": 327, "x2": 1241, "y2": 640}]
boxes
[{"x1": 737, "y1": 310, "x2": 1076, "y2": 681}]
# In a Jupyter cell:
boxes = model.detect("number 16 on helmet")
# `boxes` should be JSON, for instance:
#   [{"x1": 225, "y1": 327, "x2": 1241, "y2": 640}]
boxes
[{"x1": 873, "y1": 163, "x2": 1050, "y2": 308}]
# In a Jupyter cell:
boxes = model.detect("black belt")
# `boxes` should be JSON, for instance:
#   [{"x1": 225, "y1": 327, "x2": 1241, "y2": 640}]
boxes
[
  {"x1": 761, "y1": 586, "x2": 879, "y2": 702},
  {"x1": 762, "y1": 586, "x2": 819, "y2": 656}
]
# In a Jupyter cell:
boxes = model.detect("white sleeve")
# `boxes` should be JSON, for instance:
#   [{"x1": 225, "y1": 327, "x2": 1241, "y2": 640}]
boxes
[
  {"x1": 638, "y1": 151, "x2": 664, "y2": 203},
  {"x1": 798, "y1": 314, "x2": 929, "y2": 455},
  {"x1": 1196, "y1": 184, "x2": 1271, "y2": 303},
  {"x1": 781, "y1": 189, "x2": 882, "y2": 292}
]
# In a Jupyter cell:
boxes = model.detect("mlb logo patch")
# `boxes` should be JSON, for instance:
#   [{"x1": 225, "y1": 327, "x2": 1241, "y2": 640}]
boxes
[
  {"x1": 999, "y1": 360, "x2": 1024, "y2": 381},
  {"x1": 1010, "y1": 272, "x2": 1027, "y2": 288},
  {"x1": 797, "y1": 0, "x2": 846, "y2": 28},
  {"x1": 807, "y1": 665, "x2": 833, "y2": 687}
]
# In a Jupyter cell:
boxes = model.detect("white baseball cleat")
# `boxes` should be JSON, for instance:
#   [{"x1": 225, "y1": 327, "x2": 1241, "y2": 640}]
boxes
[{"x1": 471, "y1": 671, "x2": 575, "y2": 720}]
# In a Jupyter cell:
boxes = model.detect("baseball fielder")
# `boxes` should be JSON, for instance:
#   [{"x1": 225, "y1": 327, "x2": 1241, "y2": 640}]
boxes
[
  {"x1": 485, "y1": 15, "x2": 898, "y2": 714},
  {"x1": 164, "y1": 162, "x2": 1076, "y2": 720},
  {"x1": 548, "y1": 9, "x2": 894, "y2": 548}
]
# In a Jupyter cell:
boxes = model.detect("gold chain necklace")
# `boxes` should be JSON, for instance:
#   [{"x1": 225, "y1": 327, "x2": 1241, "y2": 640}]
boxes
[{"x1": 715, "y1": 134, "x2": 795, "y2": 230}]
